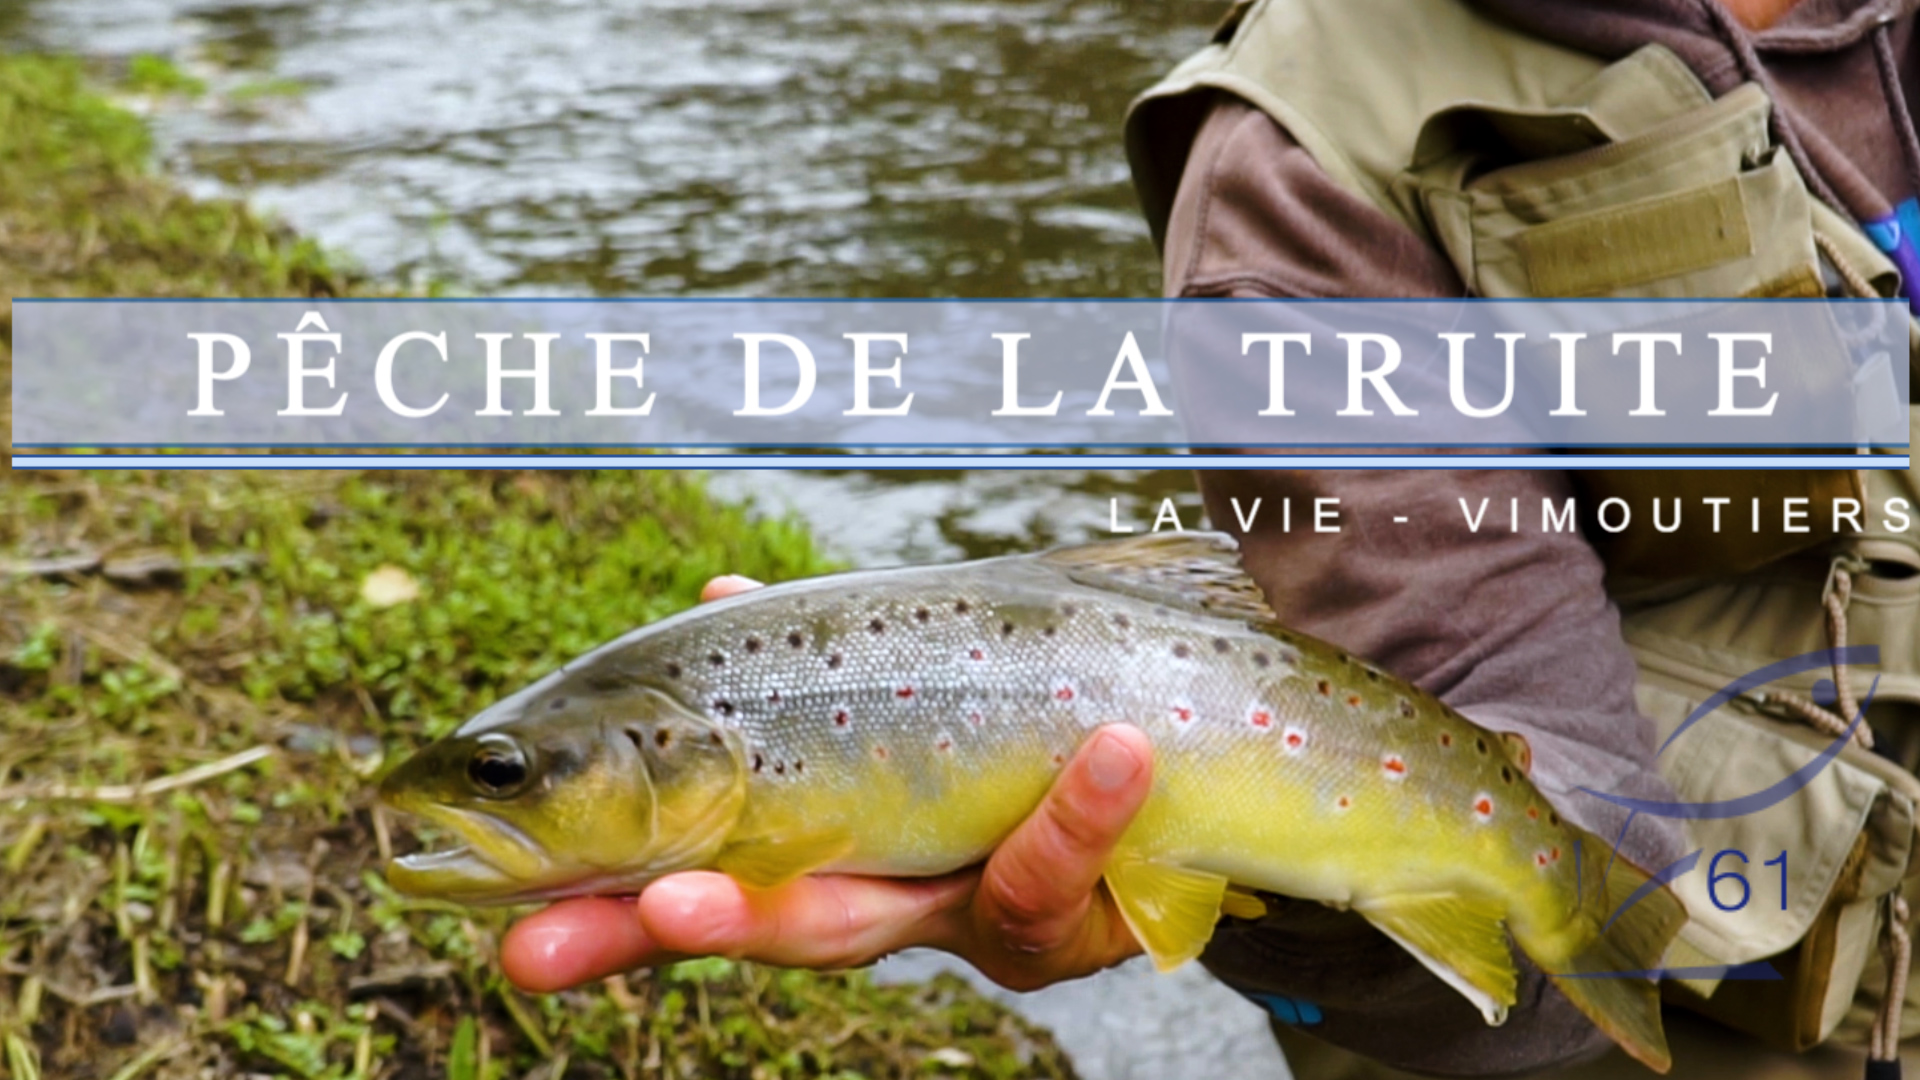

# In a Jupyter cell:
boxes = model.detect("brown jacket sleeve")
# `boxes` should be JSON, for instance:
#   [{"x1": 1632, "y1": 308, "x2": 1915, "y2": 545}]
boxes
[{"x1": 1168, "y1": 96, "x2": 1688, "y2": 1076}]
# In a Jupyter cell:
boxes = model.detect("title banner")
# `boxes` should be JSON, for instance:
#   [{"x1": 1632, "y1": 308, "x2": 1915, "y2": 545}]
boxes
[{"x1": 11, "y1": 299, "x2": 1911, "y2": 460}]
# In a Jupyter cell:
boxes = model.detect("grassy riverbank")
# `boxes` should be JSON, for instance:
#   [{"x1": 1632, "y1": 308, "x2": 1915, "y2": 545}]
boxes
[{"x1": 0, "y1": 56, "x2": 1076, "y2": 1080}]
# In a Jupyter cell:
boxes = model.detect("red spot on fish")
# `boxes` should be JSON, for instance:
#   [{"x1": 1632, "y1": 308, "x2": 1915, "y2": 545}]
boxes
[
  {"x1": 1052, "y1": 752, "x2": 1066, "y2": 766},
  {"x1": 1250, "y1": 709, "x2": 1272, "y2": 729},
  {"x1": 874, "y1": 745, "x2": 889, "y2": 760},
  {"x1": 1171, "y1": 705, "x2": 1194, "y2": 723},
  {"x1": 833, "y1": 710, "x2": 850, "y2": 727},
  {"x1": 1536, "y1": 852, "x2": 1549, "y2": 868},
  {"x1": 1550, "y1": 846, "x2": 1561, "y2": 862},
  {"x1": 969, "y1": 648, "x2": 985, "y2": 661},
  {"x1": 1439, "y1": 732, "x2": 1453, "y2": 748},
  {"x1": 1337, "y1": 795, "x2": 1352, "y2": 810},
  {"x1": 1347, "y1": 694, "x2": 1364, "y2": 708},
  {"x1": 937, "y1": 737, "x2": 952, "y2": 752},
  {"x1": 1382, "y1": 755, "x2": 1407, "y2": 779},
  {"x1": 1316, "y1": 680, "x2": 1332, "y2": 696},
  {"x1": 969, "y1": 711, "x2": 984, "y2": 725},
  {"x1": 1473, "y1": 795, "x2": 1494, "y2": 821},
  {"x1": 1527, "y1": 806, "x2": 1539, "y2": 820},
  {"x1": 1283, "y1": 727, "x2": 1307, "y2": 752},
  {"x1": 896, "y1": 686, "x2": 915, "y2": 699},
  {"x1": 1055, "y1": 686, "x2": 1075, "y2": 702}
]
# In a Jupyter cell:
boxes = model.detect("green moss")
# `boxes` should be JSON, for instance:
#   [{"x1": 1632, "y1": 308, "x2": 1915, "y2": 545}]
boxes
[{"x1": 124, "y1": 55, "x2": 207, "y2": 99}]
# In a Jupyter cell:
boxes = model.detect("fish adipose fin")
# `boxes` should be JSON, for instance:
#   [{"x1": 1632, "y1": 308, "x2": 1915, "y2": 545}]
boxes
[
  {"x1": 1038, "y1": 533, "x2": 1280, "y2": 625},
  {"x1": 1355, "y1": 894, "x2": 1519, "y2": 1027},
  {"x1": 714, "y1": 829, "x2": 855, "y2": 889},
  {"x1": 1103, "y1": 858, "x2": 1234, "y2": 971},
  {"x1": 1546, "y1": 852, "x2": 1686, "y2": 1075}
]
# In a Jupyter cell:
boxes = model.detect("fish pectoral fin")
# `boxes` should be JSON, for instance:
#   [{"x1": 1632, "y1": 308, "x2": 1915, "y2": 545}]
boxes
[
  {"x1": 1103, "y1": 858, "x2": 1233, "y2": 972},
  {"x1": 713, "y1": 829, "x2": 855, "y2": 890},
  {"x1": 1355, "y1": 894, "x2": 1518, "y2": 1027}
]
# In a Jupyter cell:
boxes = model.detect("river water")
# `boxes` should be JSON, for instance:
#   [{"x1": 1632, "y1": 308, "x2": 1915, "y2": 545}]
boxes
[{"x1": 4, "y1": 0, "x2": 1290, "y2": 1074}]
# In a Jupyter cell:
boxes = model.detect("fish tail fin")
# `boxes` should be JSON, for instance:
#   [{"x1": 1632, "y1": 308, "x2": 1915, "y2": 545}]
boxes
[{"x1": 1545, "y1": 840, "x2": 1686, "y2": 1075}]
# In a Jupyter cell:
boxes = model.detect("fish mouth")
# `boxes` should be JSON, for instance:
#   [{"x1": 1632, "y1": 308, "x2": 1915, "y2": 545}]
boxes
[{"x1": 381, "y1": 800, "x2": 552, "y2": 904}]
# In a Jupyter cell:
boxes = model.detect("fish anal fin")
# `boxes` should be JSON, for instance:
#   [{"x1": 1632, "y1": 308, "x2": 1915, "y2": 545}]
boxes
[
  {"x1": 1356, "y1": 894, "x2": 1519, "y2": 1027},
  {"x1": 714, "y1": 830, "x2": 854, "y2": 890},
  {"x1": 1544, "y1": 844, "x2": 1685, "y2": 1074},
  {"x1": 1221, "y1": 886, "x2": 1269, "y2": 921},
  {"x1": 1103, "y1": 859, "x2": 1232, "y2": 971},
  {"x1": 1037, "y1": 533, "x2": 1279, "y2": 625}
]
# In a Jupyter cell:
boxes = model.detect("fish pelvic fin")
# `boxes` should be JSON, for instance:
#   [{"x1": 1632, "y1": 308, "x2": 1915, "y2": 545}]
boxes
[
  {"x1": 1103, "y1": 858, "x2": 1233, "y2": 971},
  {"x1": 1037, "y1": 533, "x2": 1280, "y2": 625},
  {"x1": 1220, "y1": 885, "x2": 1269, "y2": 921},
  {"x1": 1355, "y1": 893, "x2": 1518, "y2": 1027},
  {"x1": 713, "y1": 829, "x2": 855, "y2": 890},
  {"x1": 1545, "y1": 847, "x2": 1686, "y2": 1075}
]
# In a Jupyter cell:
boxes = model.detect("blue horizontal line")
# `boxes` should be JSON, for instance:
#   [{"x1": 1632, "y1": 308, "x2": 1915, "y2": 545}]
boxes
[
  {"x1": 13, "y1": 454, "x2": 1906, "y2": 470},
  {"x1": 14, "y1": 296, "x2": 1896, "y2": 304},
  {"x1": 11, "y1": 442, "x2": 1910, "y2": 452}
]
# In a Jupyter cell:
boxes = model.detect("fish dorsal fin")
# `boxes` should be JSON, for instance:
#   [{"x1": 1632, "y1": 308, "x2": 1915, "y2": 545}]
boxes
[
  {"x1": 713, "y1": 829, "x2": 855, "y2": 890},
  {"x1": 1103, "y1": 857, "x2": 1234, "y2": 971},
  {"x1": 1354, "y1": 894, "x2": 1519, "y2": 1027},
  {"x1": 1037, "y1": 533, "x2": 1278, "y2": 624}
]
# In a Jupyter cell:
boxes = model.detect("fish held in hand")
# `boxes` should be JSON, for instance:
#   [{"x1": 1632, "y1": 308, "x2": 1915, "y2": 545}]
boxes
[{"x1": 378, "y1": 532, "x2": 1686, "y2": 1072}]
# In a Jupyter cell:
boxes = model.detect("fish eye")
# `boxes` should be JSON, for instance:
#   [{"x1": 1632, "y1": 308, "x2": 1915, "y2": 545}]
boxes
[{"x1": 466, "y1": 736, "x2": 531, "y2": 797}]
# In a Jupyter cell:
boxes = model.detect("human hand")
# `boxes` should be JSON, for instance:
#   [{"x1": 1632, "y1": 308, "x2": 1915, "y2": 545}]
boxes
[{"x1": 500, "y1": 573, "x2": 1154, "y2": 993}]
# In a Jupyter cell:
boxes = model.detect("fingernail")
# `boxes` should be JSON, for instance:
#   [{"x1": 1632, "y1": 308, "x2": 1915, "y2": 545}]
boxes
[
  {"x1": 714, "y1": 574, "x2": 762, "y2": 590},
  {"x1": 1087, "y1": 731, "x2": 1143, "y2": 792}
]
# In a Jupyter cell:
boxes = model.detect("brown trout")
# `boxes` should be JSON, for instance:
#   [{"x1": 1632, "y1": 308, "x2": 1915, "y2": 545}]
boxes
[{"x1": 379, "y1": 533, "x2": 1685, "y2": 1071}]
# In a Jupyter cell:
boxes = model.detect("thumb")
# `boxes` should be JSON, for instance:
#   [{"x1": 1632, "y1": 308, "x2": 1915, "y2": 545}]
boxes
[{"x1": 973, "y1": 724, "x2": 1153, "y2": 952}]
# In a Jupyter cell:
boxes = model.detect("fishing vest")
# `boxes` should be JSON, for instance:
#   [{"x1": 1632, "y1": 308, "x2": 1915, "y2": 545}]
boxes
[{"x1": 1127, "y1": 0, "x2": 1920, "y2": 1057}]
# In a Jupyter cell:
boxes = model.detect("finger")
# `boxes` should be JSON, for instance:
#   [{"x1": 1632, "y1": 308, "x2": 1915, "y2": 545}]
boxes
[
  {"x1": 974, "y1": 724, "x2": 1152, "y2": 953},
  {"x1": 700, "y1": 575, "x2": 764, "y2": 603},
  {"x1": 501, "y1": 896, "x2": 676, "y2": 992},
  {"x1": 637, "y1": 869, "x2": 975, "y2": 970}
]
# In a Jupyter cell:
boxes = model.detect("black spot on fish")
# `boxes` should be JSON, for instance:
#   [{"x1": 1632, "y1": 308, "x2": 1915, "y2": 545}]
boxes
[
  {"x1": 869, "y1": 618, "x2": 886, "y2": 634},
  {"x1": 1336, "y1": 652, "x2": 1351, "y2": 665},
  {"x1": 1252, "y1": 651, "x2": 1271, "y2": 668},
  {"x1": 751, "y1": 753, "x2": 764, "y2": 773},
  {"x1": 549, "y1": 698, "x2": 568, "y2": 711},
  {"x1": 655, "y1": 729, "x2": 672, "y2": 749},
  {"x1": 788, "y1": 632, "x2": 805, "y2": 648},
  {"x1": 1043, "y1": 626, "x2": 1057, "y2": 637},
  {"x1": 768, "y1": 691, "x2": 782, "y2": 704},
  {"x1": 1316, "y1": 679, "x2": 1332, "y2": 696},
  {"x1": 1113, "y1": 613, "x2": 1131, "y2": 630},
  {"x1": 1061, "y1": 603, "x2": 1078, "y2": 617},
  {"x1": 774, "y1": 761, "x2": 785, "y2": 775},
  {"x1": 915, "y1": 608, "x2": 930, "y2": 623},
  {"x1": 954, "y1": 600, "x2": 970, "y2": 614},
  {"x1": 714, "y1": 698, "x2": 736, "y2": 717},
  {"x1": 1400, "y1": 699, "x2": 1417, "y2": 718},
  {"x1": 623, "y1": 727, "x2": 645, "y2": 752},
  {"x1": 708, "y1": 652, "x2": 725, "y2": 667},
  {"x1": 1212, "y1": 638, "x2": 1231, "y2": 654},
  {"x1": 745, "y1": 637, "x2": 762, "y2": 653},
  {"x1": 827, "y1": 654, "x2": 843, "y2": 669},
  {"x1": 1500, "y1": 765, "x2": 1514, "y2": 784},
  {"x1": 1475, "y1": 737, "x2": 1489, "y2": 755},
  {"x1": 1548, "y1": 811, "x2": 1560, "y2": 826},
  {"x1": 1363, "y1": 668, "x2": 1380, "y2": 681},
  {"x1": 665, "y1": 663, "x2": 682, "y2": 679},
  {"x1": 1002, "y1": 622, "x2": 1015, "y2": 637},
  {"x1": 709, "y1": 732, "x2": 724, "y2": 746},
  {"x1": 794, "y1": 759, "x2": 805, "y2": 774},
  {"x1": 1172, "y1": 643, "x2": 1191, "y2": 659}
]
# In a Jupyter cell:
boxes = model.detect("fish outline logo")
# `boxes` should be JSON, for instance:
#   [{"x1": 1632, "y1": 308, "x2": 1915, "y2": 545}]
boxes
[{"x1": 1561, "y1": 645, "x2": 1883, "y2": 982}]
